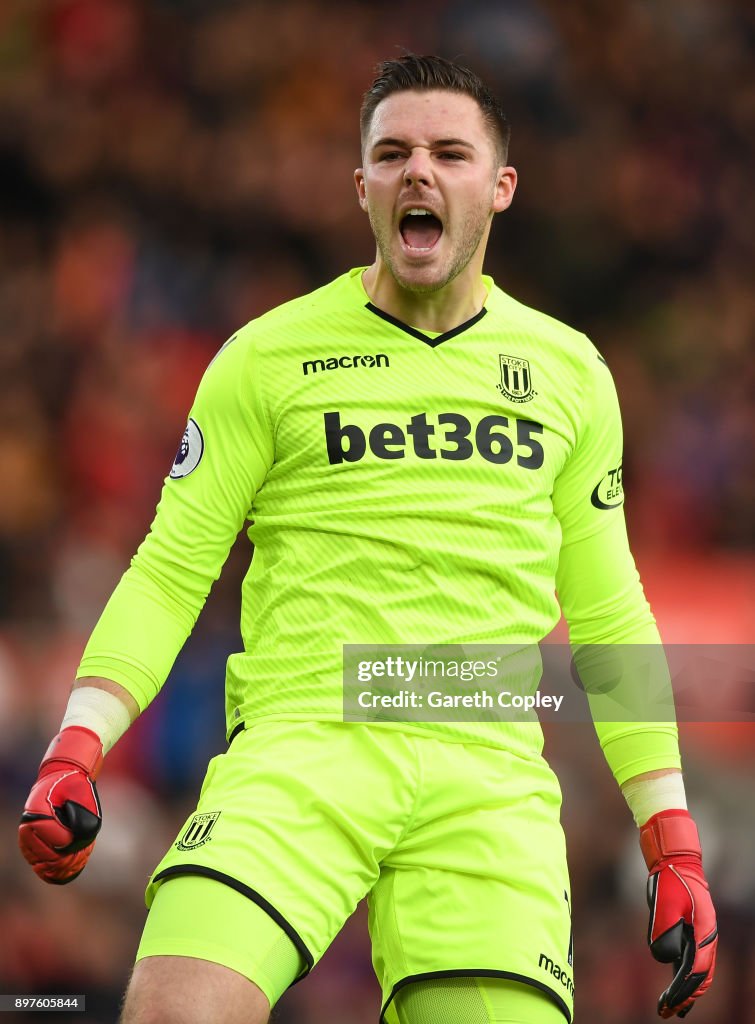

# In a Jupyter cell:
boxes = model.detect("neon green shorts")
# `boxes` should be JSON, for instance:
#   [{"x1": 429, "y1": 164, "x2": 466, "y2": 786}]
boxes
[{"x1": 141, "y1": 722, "x2": 574, "y2": 1022}]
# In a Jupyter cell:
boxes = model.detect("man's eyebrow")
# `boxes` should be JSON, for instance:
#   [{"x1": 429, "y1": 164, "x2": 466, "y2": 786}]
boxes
[{"x1": 371, "y1": 136, "x2": 476, "y2": 150}]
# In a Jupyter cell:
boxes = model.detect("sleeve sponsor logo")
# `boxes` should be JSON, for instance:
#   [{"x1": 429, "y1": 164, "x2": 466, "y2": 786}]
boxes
[
  {"x1": 590, "y1": 463, "x2": 624, "y2": 509},
  {"x1": 170, "y1": 418, "x2": 204, "y2": 479}
]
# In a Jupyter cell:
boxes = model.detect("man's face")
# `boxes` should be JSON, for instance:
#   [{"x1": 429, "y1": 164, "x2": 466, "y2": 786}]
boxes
[{"x1": 355, "y1": 90, "x2": 515, "y2": 294}]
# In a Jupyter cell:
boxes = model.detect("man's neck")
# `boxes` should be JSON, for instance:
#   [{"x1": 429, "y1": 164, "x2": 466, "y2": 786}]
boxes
[{"x1": 361, "y1": 262, "x2": 488, "y2": 334}]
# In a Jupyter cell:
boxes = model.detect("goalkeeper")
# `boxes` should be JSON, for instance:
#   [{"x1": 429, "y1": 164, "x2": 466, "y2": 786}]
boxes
[{"x1": 19, "y1": 55, "x2": 716, "y2": 1024}]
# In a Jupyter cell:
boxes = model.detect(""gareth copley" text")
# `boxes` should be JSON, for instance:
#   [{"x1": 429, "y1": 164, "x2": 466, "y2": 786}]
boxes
[{"x1": 357, "y1": 690, "x2": 564, "y2": 712}]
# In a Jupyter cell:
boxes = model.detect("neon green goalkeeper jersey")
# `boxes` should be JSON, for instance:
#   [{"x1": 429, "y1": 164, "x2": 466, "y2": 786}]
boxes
[{"x1": 78, "y1": 268, "x2": 679, "y2": 780}]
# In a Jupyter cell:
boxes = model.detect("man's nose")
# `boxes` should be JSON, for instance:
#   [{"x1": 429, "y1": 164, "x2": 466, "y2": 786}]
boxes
[{"x1": 403, "y1": 149, "x2": 433, "y2": 187}]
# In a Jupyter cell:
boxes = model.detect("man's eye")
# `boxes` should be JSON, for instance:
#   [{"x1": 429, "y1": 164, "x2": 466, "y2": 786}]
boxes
[
  {"x1": 438, "y1": 151, "x2": 465, "y2": 161},
  {"x1": 379, "y1": 152, "x2": 403, "y2": 161}
]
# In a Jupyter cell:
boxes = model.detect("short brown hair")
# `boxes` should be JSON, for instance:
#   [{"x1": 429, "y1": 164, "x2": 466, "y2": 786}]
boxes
[{"x1": 360, "y1": 54, "x2": 511, "y2": 163}]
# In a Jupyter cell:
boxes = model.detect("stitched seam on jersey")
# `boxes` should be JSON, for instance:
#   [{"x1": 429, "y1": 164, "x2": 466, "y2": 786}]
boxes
[
  {"x1": 574, "y1": 334, "x2": 596, "y2": 457},
  {"x1": 383, "y1": 735, "x2": 424, "y2": 986},
  {"x1": 394, "y1": 732, "x2": 424, "y2": 847},
  {"x1": 245, "y1": 335, "x2": 276, "y2": 476}
]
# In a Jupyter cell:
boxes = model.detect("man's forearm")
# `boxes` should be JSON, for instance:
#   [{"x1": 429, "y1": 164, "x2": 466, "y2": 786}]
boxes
[
  {"x1": 63, "y1": 677, "x2": 140, "y2": 754},
  {"x1": 72, "y1": 676, "x2": 141, "y2": 721},
  {"x1": 620, "y1": 767, "x2": 686, "y2": 827},
  {"x1": 623, "y1": 767, "x2": 681, "y2": 785}
]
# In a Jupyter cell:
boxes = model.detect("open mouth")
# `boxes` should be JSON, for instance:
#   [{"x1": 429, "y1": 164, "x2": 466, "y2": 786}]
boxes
[{"x1": 399, "y1": 209, "x2": 443, "y2": 252}]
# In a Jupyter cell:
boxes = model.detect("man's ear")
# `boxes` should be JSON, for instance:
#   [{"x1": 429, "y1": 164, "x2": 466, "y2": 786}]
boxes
[
  {"x1": 493, "y1": 166, "x2": 517, "y2": 214},
  {"x1": 354, "y1": 168, "x2": 369, "y2": 212}
]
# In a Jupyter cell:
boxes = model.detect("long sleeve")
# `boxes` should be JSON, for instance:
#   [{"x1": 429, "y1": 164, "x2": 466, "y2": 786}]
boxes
[
  {"x1": 76, "y1": 330, "x2": 274, "y2": 711},
  {"x1": 553, "y1": 351, "x2": 681, "y2": 785}
]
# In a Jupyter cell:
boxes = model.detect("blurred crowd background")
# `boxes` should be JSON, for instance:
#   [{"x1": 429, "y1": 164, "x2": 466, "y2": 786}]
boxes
[{"x1": 1, "y1": 0, "x2": 753, "y2": 1021}]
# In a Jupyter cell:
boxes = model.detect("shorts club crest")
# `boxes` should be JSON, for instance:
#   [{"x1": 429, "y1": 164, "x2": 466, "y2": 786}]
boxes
[{"x1": 175, "y1": 811, "x2": 220, "y2": 851}]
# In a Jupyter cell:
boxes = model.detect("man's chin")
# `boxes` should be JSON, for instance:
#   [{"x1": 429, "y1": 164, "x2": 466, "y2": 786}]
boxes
[{"x1": 391, "y1": 262, "x2": 451, "y2": 295}]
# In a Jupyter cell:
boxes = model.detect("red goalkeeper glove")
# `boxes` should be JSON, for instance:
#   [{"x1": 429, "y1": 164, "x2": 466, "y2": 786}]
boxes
[
  {"x1": 19, "y1": 726, "x2": 104, "y2": 884},
  {"x1": 640, "y1": 809, "x2": 718, "y2": 1018}
]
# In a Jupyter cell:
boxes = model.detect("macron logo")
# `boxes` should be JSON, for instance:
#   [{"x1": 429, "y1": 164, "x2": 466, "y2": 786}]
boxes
[
  {"x1": 303, "y1": 353, "x2": 389, "y2": 376},
  {"x1": 538, "y1": 954, "x2": 574, "y2": 997}
]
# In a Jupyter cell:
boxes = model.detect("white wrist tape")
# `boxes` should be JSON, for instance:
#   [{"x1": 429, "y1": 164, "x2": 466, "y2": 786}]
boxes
[
  {"x1": 621, "y1": 771, "x2": 687, "y2": 827},
  {"x1": 61, "y1": 686, "x2": 133, "y2": 755}
]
